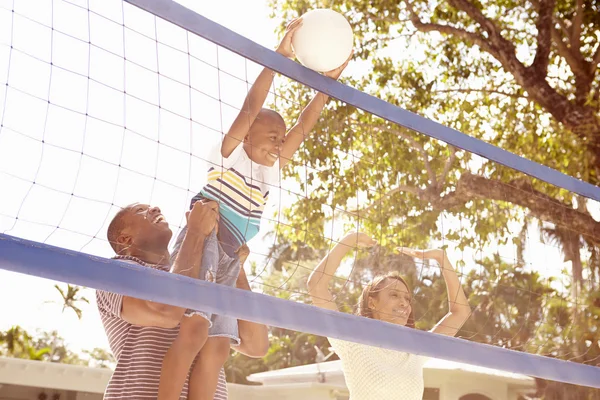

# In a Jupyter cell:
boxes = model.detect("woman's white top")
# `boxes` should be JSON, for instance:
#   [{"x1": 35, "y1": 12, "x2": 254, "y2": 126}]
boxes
[{"x1": 328, "y1": 337, "x2": 428, "y2": 400}]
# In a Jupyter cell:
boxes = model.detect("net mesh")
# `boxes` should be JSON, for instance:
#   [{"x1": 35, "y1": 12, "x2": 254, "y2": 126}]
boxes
[{"x1": 1, "y1": 0, "x2": 599, "y2": 395}]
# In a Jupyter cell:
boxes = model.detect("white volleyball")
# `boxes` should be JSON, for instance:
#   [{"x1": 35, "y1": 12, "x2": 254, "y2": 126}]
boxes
[{"x1": 291, "y1": 9, "x2": 354, "y2": 73}]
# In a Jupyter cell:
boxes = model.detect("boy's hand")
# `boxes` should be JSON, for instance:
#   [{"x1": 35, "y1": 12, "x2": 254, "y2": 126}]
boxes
[
  {"x1": 235, "y1": 244, "x2": 250, "y2": 265},
  {"x1": 276, "y1": 18, "x2": 303, "y2": 59},
  {"x1": 323, "y1": 51, "x2": 353, "y2": 80}
]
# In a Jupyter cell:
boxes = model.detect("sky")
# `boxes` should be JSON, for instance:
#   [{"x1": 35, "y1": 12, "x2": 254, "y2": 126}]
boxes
[
  {"x1": 0, "y1": 0, "x2": 576, "y2": 359},
  {"x1": 0, "y1": 0, "x2": 288, "y2": 355}
]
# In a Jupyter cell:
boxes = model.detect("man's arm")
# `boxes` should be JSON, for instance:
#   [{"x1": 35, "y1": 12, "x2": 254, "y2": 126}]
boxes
[
  {"x1": 120, "y1": 201, "x2": 219, "y2": 328},
  {"x1": 120, "y1": 298, "x2": 185, "y2": 329},
  {"x1": 221, "y1": 19, "x2": 302, "y2": 158},
  {"x1": 232, "y1": 264, "x2": 269, "y2": 357},
  {"x1": 279, "y1": 54, "x2": 352, "y2": 168}
]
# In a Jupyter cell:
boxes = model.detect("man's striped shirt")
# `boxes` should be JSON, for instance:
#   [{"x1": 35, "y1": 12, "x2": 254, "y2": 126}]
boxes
[{"x1": 96, "y1": 257, "x2": 228, "y2": 400}]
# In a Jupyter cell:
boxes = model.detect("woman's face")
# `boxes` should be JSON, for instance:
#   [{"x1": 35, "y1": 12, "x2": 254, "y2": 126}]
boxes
[{"x1": 368, "y1": 278, "x2": 412, "y2": 326}]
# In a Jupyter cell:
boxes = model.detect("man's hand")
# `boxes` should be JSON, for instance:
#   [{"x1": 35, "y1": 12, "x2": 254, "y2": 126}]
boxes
[
  {"x1": 186, "y1": 200, "x2": 219, "y2": 237},
  {"x1": 236, "y1": 244, "x2": 250, "y2": 265},
  {"x1": 276, "y1": 18, "x2": 303, "y2": 59}
]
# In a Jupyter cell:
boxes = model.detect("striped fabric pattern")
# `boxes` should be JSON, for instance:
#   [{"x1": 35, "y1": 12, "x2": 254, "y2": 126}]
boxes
[
  {"x1": 200, "y1": 167, "x2": 268, "y2": 248},
  {"x1": 198, "y1": 144, "x2": 278, "y2": 250},
  {"x1": 96, "y1": 258, "x2": 228, "y2": 400}
]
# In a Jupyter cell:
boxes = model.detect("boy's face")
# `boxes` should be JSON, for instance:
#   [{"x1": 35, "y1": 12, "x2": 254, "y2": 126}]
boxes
[{"x1": 245, "y1": 111, "x2": 286, "y2": 167}]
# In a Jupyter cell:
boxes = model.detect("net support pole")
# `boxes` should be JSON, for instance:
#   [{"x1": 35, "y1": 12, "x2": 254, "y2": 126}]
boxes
[
  {"x1": 1, "y1": 232, "x2": 599, "y2": 388},
  {"x1": 123, "y1": 0, "x2": 600, "y2": 202}
]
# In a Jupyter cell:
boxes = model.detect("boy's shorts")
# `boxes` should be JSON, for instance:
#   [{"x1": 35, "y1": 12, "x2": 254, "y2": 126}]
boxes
[
  {"x1": 190, "y1": 193, "x2": 241, "y2": 259},
  {"x1": 171, "y1": 229, "x2": 241, "y2": 345}
]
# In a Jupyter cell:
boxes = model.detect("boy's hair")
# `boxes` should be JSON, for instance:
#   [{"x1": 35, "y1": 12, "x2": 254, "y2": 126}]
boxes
[{"x1": 255, "y1": 108, "x2": 286, "y2": 128}]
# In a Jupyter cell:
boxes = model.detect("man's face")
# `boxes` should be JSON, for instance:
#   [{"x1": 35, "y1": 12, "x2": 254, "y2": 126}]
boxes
[{"x1": 120, "y1": 203, "x2": 172, "y2": 252}]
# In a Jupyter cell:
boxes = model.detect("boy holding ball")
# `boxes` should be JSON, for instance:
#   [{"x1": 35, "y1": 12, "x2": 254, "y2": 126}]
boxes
[{"x1": 158, "y1": 18, "x2": 352, "y2": 400}]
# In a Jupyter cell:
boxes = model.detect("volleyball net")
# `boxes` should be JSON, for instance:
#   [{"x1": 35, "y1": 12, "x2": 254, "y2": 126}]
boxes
[{"x1": 0, "y1": 0, "x2": 599, "y2": 392}]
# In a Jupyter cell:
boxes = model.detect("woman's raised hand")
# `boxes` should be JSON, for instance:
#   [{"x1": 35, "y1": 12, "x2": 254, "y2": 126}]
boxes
[
  {"x1": 396, "y1": 247, "x2": 446, "y2": 263},
  {"x1": 342, "y1": 232, "x2": 377, "y2": 248}
]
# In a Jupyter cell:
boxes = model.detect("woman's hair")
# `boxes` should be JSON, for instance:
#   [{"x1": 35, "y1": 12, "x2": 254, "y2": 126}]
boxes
[{"x1": 356, "y1": 271, "x2": 415, "y2": 328}]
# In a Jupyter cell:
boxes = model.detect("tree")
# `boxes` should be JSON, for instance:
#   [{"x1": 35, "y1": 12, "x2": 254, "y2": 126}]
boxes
[
  {"x1": 262, "y1": 1, "x2": 600, "y2": 395},
  {"x1": 30, "y1": 330, "x2": 84, "y2": 364},
  {"x1": 52, "y1": 284, "x2": 89, "y2": 320},
  {"x1": 0, "y1": 326, "x2": 115, "y2": 368},
  {"x1": 230, "y1": 234, "x2": 600, "y2": 398},
  {"x1": 267, "y1": 0, "x2": 600, "y2": 281},
  {"x1": 82, "y1": 347, "x2": 116, "y2": 369},
  {"x1": 0, "y1": 326, "x2": 30, "y2": 357},
  {"x1": 0, "y1": 326, "x2": 53, "y2": 361},
  {"x1": 224, "y1": 259, "x2": 345, "y2": 382},
  {"x1": 230, "y1": 246, "x2": 599, "y2": 396},
  {"x1": 228, "y1": 246, "x2": 436, "y2": 381}
]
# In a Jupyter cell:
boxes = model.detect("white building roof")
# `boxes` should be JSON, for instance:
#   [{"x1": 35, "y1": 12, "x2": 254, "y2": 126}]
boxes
[
  {"x1": 0, "y1": 356, "x2": 111, "y2": 393},
  {"x1": 0, "y1": 354, "x2": 534, "y2": 395},
  {"x1": 248, "y1": 358, "x2": 535, "y2": 386},
  {"x1": 424, "y1": 358, "x2": 534, "y2": 383}
]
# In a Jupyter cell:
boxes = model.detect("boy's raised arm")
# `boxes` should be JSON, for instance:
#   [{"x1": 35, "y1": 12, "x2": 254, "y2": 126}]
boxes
[
  {"x1": 221, "y1": 19, "x2": 303, "y2": 158},
  {"x1": 279, "y1": 53, "x2": 352, "y2": 168}
]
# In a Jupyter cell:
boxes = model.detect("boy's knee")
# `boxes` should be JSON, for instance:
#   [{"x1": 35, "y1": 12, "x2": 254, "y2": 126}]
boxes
[
  {"x1": 202, "y1": 337, "x2": 231, "y2": 365},
  {"x1": 177, "y1": 316, "x2": 210, "y2": 350}
]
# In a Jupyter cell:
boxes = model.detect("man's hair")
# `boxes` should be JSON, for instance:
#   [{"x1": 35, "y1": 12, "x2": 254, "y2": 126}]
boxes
[{"x1": 107, "y1": 204, "x2": 135, "y2": 254}]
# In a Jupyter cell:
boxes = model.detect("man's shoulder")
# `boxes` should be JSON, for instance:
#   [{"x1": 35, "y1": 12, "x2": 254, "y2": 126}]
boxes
[
  {"x1": 95, "y1": 289, "x2": 122, "y2": 315},
  {"x1": 113, "y1": 255, "x2": 171, "y2": 271}
]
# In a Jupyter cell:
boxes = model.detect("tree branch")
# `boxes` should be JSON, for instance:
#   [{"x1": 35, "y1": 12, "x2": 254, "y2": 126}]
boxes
[
  {"x1": 366, "y1": 12, "x2": 410, "y2": 24},
  {"x1": 556, "y1": 17, "x2": 571, "y2": 39},
  {"x1": 571, "y1": 0, "x2": 584, "y2": 56},
  {"x1": 536, "y1": 0, "x2": 596, "y2": 108},
  {"x1": 354, "y1": 173, "x2": 600, "y2": 246},
  {"x1": 405, "y1": 0, "x2": 598, "y2": 152},
  {"x1": 550, "y1": 26, "x2": 591, "y2": 78},
  {"x1": 408, "y1": 0, "x2": 577, "y2": 126},
  {"x1": 592, "y1": 45, "x2": 600, "y2": 75},
  {"x1": 438, "y1": 146, "x2": 457, "y2": 189},
  {"x1": 349, "y1": 121, "x2": 438, "y2": 187},
  {"x1": 445, "y1": 0, "x2": 501, "y2": 36},
  {"x1": 531, "y1": 0, "x2": 556, "y2": 76},
  {"x1": 388, "y1": 127, "x2": 437, "y2": 187},
  {"x1": 439, "y1": 173, "x2": 600, "y2": 243},
  {"x1": 354, "y1": 184, "x2": 420, "y2": 215},
  {"x1": 443, "y1": 0, "x2": 533, "y2": 83},
  {"x1": 434, "y1": 88, "x2": 528, "y2": 100},
  {"x1": 361, "y1": 33, "x2": 419, "y2": 49},
  {"x1": 406, "y1": 2, "x2": 498, "y2": 57}
]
